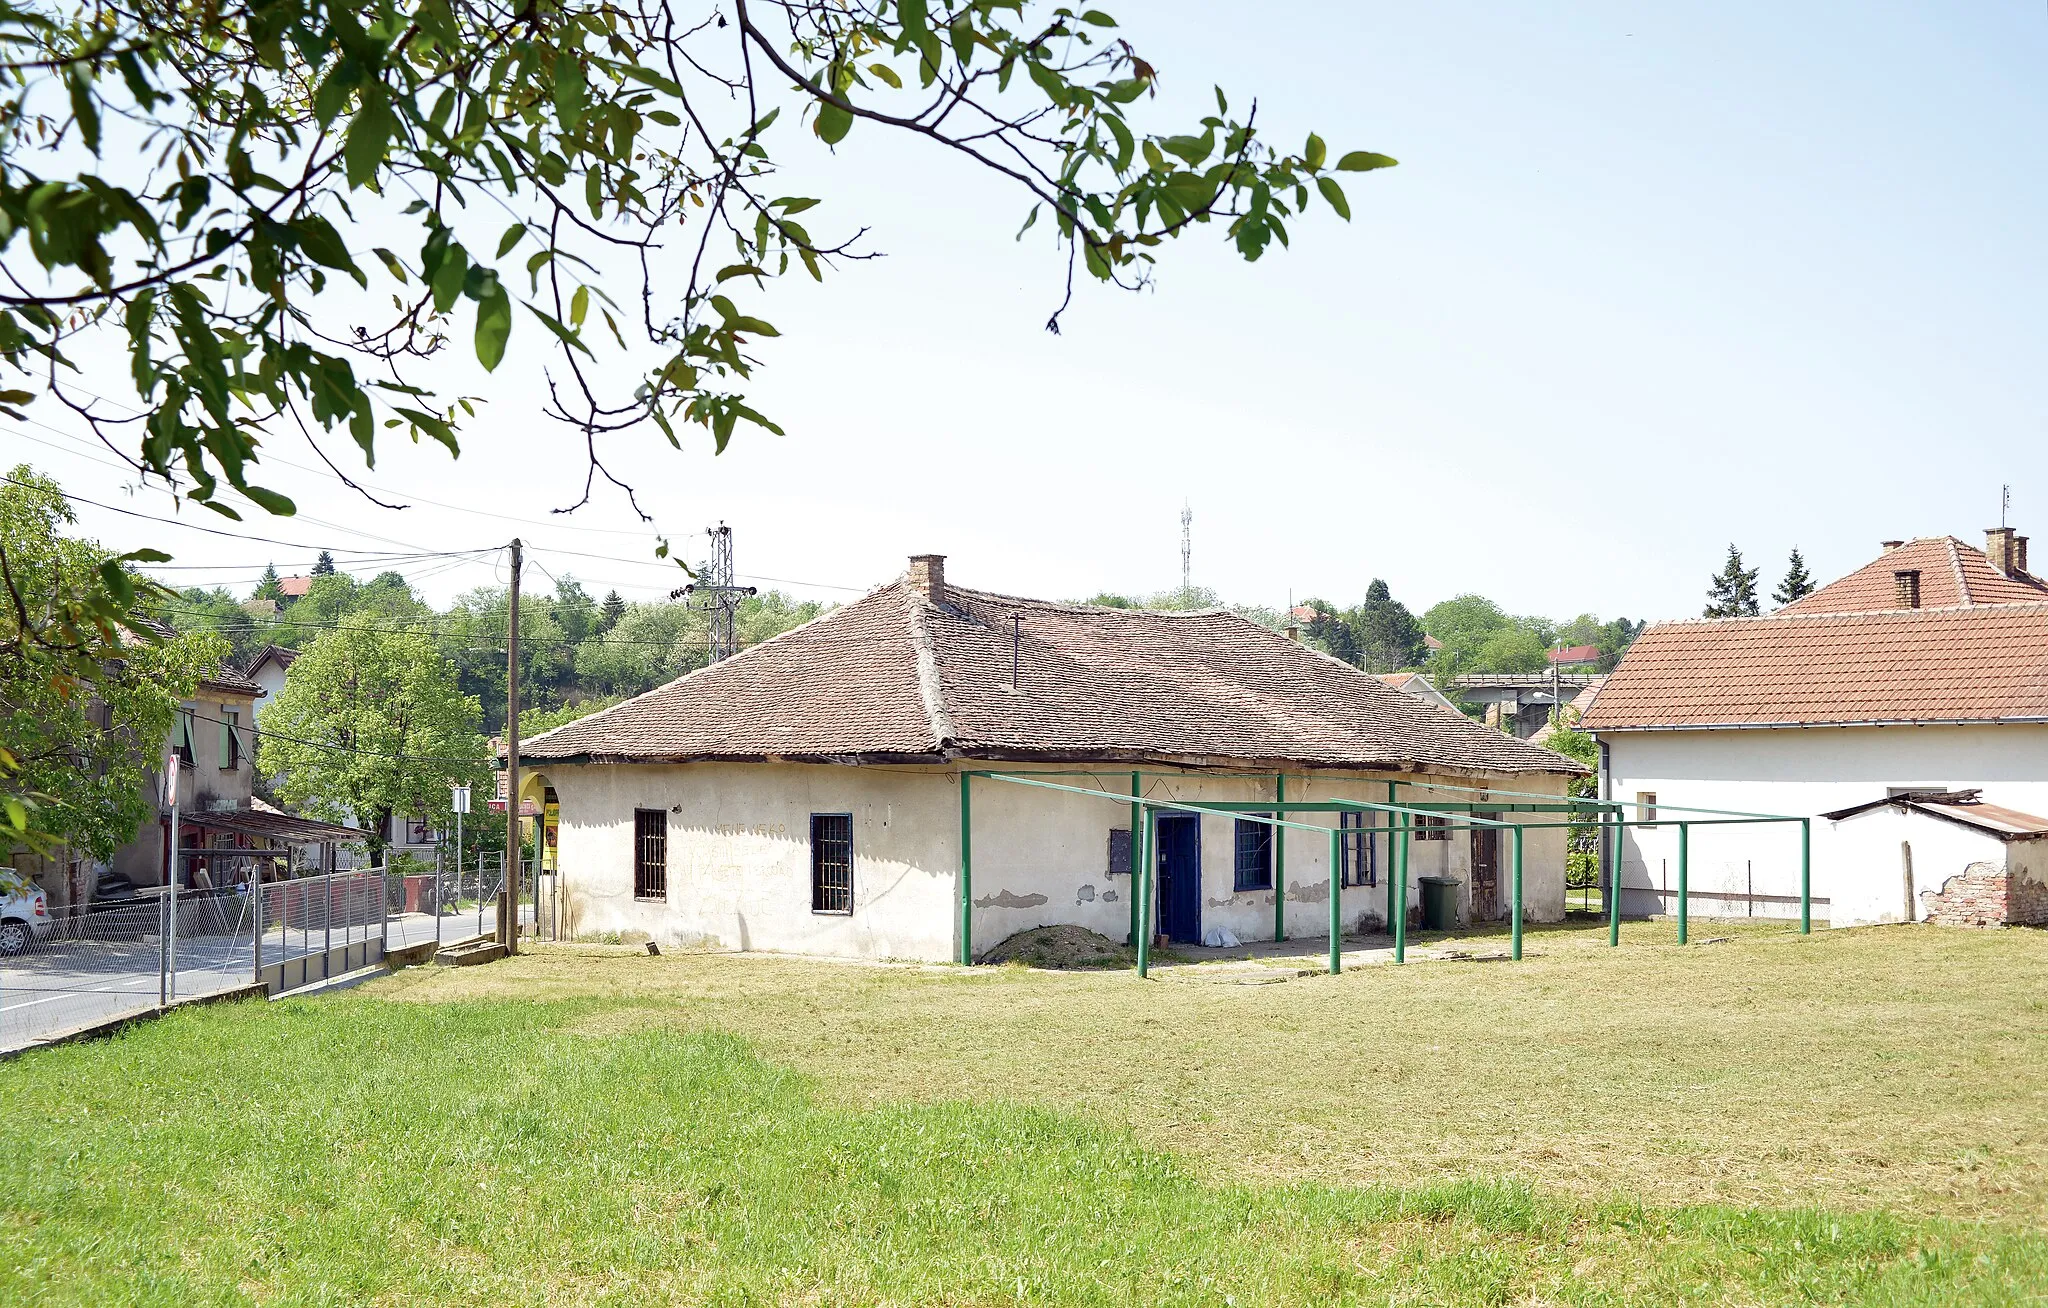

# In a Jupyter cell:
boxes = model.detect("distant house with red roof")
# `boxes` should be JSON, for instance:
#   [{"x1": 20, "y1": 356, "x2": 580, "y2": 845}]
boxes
[{"x1": 1583, "y1": 528, "x2": 2048, "y2": 929}]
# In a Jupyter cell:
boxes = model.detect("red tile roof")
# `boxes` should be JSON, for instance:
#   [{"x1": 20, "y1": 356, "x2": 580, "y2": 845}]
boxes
[
  {"x1": 1581, "y1": 604, "x2": 2048, "y2": 729},
  {"x1": 1548, "y1": 644, "x2": 1601, "y2": 665},
  {"x1": 1778, "y1": 537, "x2": 2048, "y2": 614},
  {"x1": 278, "y1": 576, "x2": 313, "y2": 597},
  {"x1": 525, "y1": 575, "x2": 1584, "y2": 775}
]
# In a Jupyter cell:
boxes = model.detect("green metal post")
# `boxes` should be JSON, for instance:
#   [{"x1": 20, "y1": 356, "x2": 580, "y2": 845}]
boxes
[
  {"x1": 1136, "y1": 807, "x2": 1155, "y2": 978},
  {"x1": 1607, "y1": 808, "x2": 1621, "y2": 948},
  {"x1": 1129, "y1": 771, "x2": 1141, "y2": 946},
  {"x1": 1274, "y1": 774, "x2": 1288, "y2": 943},
  {"x1": 1327, "y1": 826, "x2": 1342, "y2": 975},
  {"x1": 959, "y1": 772, "x2": 973, "y2": 965},
  {"x1": 1395, "y1": 822, "x2": 1409, "y2": 964},
  {"x1": 1799, "y1": 818, "x2": 1812, "y2": 935},
  {"x1": 1510, "y1": 824, "x2": 1524, "y2": 961},
  {"x1": 1676, "y1": 821, "x2": 1690, "y2": 945}
]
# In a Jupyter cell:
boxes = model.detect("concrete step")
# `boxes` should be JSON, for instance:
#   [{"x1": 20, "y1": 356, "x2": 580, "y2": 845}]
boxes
[{"x1": 436, "y1": 938, "x2": 507, "y2": 967}]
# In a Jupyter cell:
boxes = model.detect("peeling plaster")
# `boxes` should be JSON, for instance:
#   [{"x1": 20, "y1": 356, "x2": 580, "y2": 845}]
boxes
[
  {"x1": 1286, "y1": 880, "x2": 1331, "y2": 904},
  {"x1": 1101, "y1": 888, "x2": 1119, "y2": 903},
  {"x1": 974, "y1": 889, "x2": 1049, "y2": 909},
  {"x1": 1076, "y1": 884, "x2": 1096, "y2": 904}
]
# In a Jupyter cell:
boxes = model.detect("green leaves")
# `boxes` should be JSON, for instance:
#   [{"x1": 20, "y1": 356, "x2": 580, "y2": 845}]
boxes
[
  {"x1": 1316, "y1": 176, "x2": 1350, "y2": 221},
  {"x1": 1337, "y1": 151, "x2": 1399, "y2": 172},
  {"x1": 344, "y1": 92, "x2": 396, "y2": 190},
  {"x1": 815, "y1": 99, "x2": 853, "y2": 145},
  {"x1": 473, "y1": 273, "x2": 511, "y2": 371}
]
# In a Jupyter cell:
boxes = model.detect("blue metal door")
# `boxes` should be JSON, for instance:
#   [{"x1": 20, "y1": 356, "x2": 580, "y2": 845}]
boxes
[{"x1": 1155, "y1": 813, "x2": 1202, "y2": 944}]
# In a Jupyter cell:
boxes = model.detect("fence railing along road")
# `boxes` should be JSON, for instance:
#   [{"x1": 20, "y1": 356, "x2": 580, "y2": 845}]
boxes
[{"x1": 1, "y1": 852, "x2": 526, "y2": 1053}]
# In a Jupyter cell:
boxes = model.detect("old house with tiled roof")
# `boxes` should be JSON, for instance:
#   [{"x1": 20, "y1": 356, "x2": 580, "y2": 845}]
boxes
[
  {"x1": 521, "y1": 555, "x2": 1585, "y2": 962},
  {"x1": 1582, "y1": 528, "x2": 2048, "y2": 928}
]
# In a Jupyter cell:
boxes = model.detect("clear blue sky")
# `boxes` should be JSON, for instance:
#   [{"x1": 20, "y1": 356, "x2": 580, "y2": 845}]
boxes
[{"x1": 16, "y1": 1, "x2": 2048, "y2": 623}]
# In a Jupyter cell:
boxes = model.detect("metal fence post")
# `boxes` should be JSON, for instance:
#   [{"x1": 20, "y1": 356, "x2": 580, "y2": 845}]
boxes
[
  {"x1": 1511, "y1": 824, "x2": 1525, "y2": 962},
  {"x1": 157, "y1": 882, "x2": 168, "y2": 1005},
  {"x1": 1800, "y1": 819, "x2": 1812, "y2": 935},
  {"x1": 1326, "y1": 825, "x2": 1341, "y2": 975},
  {"x1": 322, "y1": 862, "x2": 333, "y2": 976},
  {"x1": 1136, "y1": 806, "x2": 1154, "y2": 979},
  {"x1": 477, "y1": 851, "x2": 485, "y2": 939},
  {"x1": 1676, "y1": 822, "x2": 1690, "y2": 945},
  {"x1": 1394, "y1": 823, "x2": 1409, "y2": 964},
  {"x1": 379, "y1": 860, "x2": 389, "y2": 957},
  {"x1": 252, "y1": 866, "x2": 264, "y2": 987},
  {"x1": 434, "y1": 846, "x2": 443, "y2": 949},
  {"x1": 1607, "y1": 810, "x2": 1621, "y2": 948}
]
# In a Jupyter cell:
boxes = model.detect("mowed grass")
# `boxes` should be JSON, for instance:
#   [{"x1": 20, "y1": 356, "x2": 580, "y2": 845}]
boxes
[{"x1": 0, "y1": 922, "x2": 2042, "y2": 1305}]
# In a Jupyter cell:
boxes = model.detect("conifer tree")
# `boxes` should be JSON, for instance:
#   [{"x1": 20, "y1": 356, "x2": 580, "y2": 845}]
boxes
[
  {"x1": 598, "y1": 591, "x2": 627, "y2": 635},
  {"x1": 1704, "y1": 545, "x2": 1761, "y2": 618},
  {"x1": 311, "y1": 551, "x2": 336, "y2": 577},
  {"x1": 1773, "y1": 548, "x2": 1816, "y2": 607},
  {"x1": 252, "y1": 563, "x2": 284, "y2": 602}
]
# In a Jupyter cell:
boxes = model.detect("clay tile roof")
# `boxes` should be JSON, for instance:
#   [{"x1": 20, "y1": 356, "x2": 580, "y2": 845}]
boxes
[
  {"x1": 278, "y1": 576, "x2": 314, "y2": 597},
  {"x1": 1778, "y1": 537, "x2": 2048, "y2": 615},
  {"x1": 1548, "y1": 644, "x2": 1601, "y2": 664},
  {"x1": 1580, "y1": 605, "x2": 2048, "y2": 730},
  {"x1": 524, "y1": 576, "x2": 1584, "y2": 775}
]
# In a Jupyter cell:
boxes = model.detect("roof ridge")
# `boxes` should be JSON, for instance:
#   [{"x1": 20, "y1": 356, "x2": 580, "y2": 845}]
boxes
[
  {"x1": 904, "y1": 585, "x2": 956, "y2": 752},
  {"x1": 948, "y1": 584, "x2": 1241, "y2": 619},
  {"x1": 1947, "y1": 537, "x2": 1972, "y2": 606},
  {"x1": 1648, "y1": 598, "x2": 2048, "y2": 627}
]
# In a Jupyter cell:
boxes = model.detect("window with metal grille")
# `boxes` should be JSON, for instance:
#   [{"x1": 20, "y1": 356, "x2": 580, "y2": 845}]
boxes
[
  {"x1": 1415, "y1": 814, "x2": 1451, "y2": 842},
  {"x1": 633, "y1": 808, "x2": 667, "y2": 901},
  {"x1": 1233, "y1": 815, "x2": 1274, "y2": 892},
  {"x1": 811, "y1": 813, "x2": 853, "y2": 913},
  {"x1": 1340, "y1": 810, "x2": 1376, "y2": 887},
  {"x1": 1107, "y1": 828, "x2": 1132, "y2": 875}
]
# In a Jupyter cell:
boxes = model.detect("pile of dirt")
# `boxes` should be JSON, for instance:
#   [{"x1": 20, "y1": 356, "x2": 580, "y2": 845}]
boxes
[{"x1": 978, "y1": 925, "x2": 1134, "y2": 970}]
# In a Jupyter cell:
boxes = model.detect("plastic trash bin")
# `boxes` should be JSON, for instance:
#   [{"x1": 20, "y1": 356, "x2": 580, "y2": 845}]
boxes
[{"x1": 1418, "y1": 876, "x2": 1461, "y2": 931}]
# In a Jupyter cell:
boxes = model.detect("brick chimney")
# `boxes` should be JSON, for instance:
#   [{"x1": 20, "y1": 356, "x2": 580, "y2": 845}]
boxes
[
  {"x1": 907, "y1": 554, "x2": 947, "y2": 605},
  {"x1": 2019, "y1": 536, "x2": 2031, "y2": 576},
  {"x1": 1893, "y1": 569, "x2": 1921, "y2": 609},
  {"x1": 1986, "y1": 527, "x2": 2019, "y2": 577}
]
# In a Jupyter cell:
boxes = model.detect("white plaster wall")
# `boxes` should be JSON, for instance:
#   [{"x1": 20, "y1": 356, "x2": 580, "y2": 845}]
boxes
[
  {"x1": 544, "y1": 761, "x2": 1573, "y2": 962},
  {"x1": 1602, "y1": 724, "x2": 2048, "y2": 924},
  {"x1": 1825, "y1": 806, "x2": 2006, "y2": 926}
]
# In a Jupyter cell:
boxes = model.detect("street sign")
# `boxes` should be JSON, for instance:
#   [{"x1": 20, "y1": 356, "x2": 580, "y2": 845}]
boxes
[{"x1": 452, "y1": 784, "x2": 471, "y2": 815}]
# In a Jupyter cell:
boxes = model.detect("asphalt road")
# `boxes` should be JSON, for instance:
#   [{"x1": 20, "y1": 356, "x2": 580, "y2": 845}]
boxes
[{"x1": 0, "y1": 907, "x2": 504, "y2": 1052}]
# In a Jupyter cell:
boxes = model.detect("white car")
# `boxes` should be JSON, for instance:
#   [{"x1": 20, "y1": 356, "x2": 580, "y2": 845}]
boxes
[{"x1": 0, "y1": 882, "x2": 52, "y2": 956}]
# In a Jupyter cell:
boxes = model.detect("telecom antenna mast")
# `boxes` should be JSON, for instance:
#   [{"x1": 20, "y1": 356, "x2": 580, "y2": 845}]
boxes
[
  {"x1": 1180, "y1": 502, "x2": 1193, "y2": 594},
  {"x1": 670, "y1": 522, "x2": 756, "y2": 662}
]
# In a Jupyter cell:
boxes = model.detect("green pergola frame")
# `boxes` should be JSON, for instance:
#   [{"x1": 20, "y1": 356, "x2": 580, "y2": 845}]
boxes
[{"x1": 956, "y1": 769, "x2": 1812, "y2": 976}]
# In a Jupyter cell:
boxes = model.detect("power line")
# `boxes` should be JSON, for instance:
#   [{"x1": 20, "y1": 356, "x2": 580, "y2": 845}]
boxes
[{"x1": 182, "y1": 704, "x2": 486, "y2": 768}]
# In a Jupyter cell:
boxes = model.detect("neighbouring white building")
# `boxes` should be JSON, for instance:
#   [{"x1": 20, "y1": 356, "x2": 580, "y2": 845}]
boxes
[
  {"x1": 1583, "y1": 529, "x2": 2048, "y2": 928},
  {"x1": 518, "y1": 556, "x2": 1586, "y2": 962}
]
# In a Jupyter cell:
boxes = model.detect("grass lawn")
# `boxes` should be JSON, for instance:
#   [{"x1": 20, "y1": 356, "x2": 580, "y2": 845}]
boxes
[{"x1": 4, "y1": 920, "x2": 2046, "y2": 1304}]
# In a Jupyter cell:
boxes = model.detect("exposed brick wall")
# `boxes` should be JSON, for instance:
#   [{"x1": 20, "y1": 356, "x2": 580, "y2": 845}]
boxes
[{"x1": 1921, "y1": 860, "x2": 2016, "y2": 927}]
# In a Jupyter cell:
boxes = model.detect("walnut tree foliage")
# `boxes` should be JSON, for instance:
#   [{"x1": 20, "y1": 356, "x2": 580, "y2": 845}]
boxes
[{"x1": 0, "y1": 0, "x2": 1394, "y2": 523}]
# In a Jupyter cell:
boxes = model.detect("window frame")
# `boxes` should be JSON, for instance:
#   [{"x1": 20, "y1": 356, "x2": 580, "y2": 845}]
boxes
[
  {"x1": 1339, "y1": 810, "x2": 1376, "y2": 887},
  {"x1": 1107, "y1": 827, "x2": 1133, "y2": 876},
  {"x1": 1414, "y1": 814, "x2": 1451, "y2": 842},
  {"x1": 219, "y1": 706, "x2": 242, "y2": 771},
  {"x1": 1636, "y1": 792, "x2": 1659, "y2": 829},
  {"x1": 632, "y1": 808, "x2": 667, "y2": 902},
  {"x1": 810, "y1": 812, "x2": 854, "y2": 914},
  {"x1": 174, "y1": 707, "x2": 196, "y2": 768},
  {"x1": 1233, "y1": 815, "x2": 1275, "y2": 892}
]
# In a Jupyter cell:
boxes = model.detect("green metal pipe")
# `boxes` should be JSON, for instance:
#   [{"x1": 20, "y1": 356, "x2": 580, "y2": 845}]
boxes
[
  {"x1": 1511, "y1": 824, "x2": 1524, "y2": 961},
  {"x1": 1607, "y1": 809, "x2": 1621, "y2": 948},
  {"x1": 1677, "y1": 821, "x2": 1690, "y2": 945},
  {"x1": 958, "y1": 771, "x2": 973, "y2": 966},
  {"x1": 1327, "y1": 825, "x2": 1342, "y2": 975},
  {"x1": 1136, "y1": 806, "x2": 1155, "y2": 978},
  {"x1": 1395, "y1": 822, "x2": 1409, "y2": 964},
  {"x1": 1129, "y1": 771, "x2": 1141, "y2": 946},
  {"x1": 1800, "y1": 819, "x2": 1812, "y2": 935},
  {"x1": 1275, "y1": 773, "x2": 1288, "y2": 943}
]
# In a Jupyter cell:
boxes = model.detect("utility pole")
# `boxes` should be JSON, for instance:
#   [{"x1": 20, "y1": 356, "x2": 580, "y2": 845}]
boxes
[
  {"x1": 503, "y1": 539, "x2": 521, "y2": 953},
  {"x1": 671, "y1": 522, "x2": 755, "y2": 662}
]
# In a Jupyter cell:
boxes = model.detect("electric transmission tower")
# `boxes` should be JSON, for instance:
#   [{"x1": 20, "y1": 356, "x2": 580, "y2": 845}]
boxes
[
  {"x1": 669, "y1": 522, "x2": 756, "y2": 662},
  {"x1": 1180, "y1": 502, "x2": 1193, "y2": 595}
]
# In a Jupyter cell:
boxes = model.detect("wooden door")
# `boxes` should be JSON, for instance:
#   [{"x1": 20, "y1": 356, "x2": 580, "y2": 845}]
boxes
[{"x1": 1470, "y1": 825, "x2": 1500, "y2": 920}]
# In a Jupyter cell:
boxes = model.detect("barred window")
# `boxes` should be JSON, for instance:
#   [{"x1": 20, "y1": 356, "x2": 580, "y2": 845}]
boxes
[
  {"x1": 1416, "y1": 814, "x2": 1451, "y2": 842},
  {"x1": 811, "y1": 813, "x2": 853, "y2": 913},
  {"x1": 1233, "y1": 816, "x2": 1274, "y2": 892},
  {"x1": 1340, "y1": 810, "x2": 1375, "y2": 887},
  {"x1": 633, "y1": 808, "x2": 667, "y2": 901}
]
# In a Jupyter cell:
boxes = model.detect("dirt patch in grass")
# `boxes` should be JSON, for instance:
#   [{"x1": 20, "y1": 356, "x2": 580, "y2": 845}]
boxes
[
  {"x1": 384, "y1": 919, "x2": 2048, "y2": 1223},
  {"x1": 979, "y1": 924, "x2": 1135, "y2": 969}
]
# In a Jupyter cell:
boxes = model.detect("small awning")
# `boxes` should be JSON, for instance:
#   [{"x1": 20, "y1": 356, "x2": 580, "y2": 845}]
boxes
[
  {"x1": 179, "y1": 807, "x2": 367, "y2": 845},
  {"x1": 1821, "y1": 791, "x2": 2048, "y2": 842}
]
